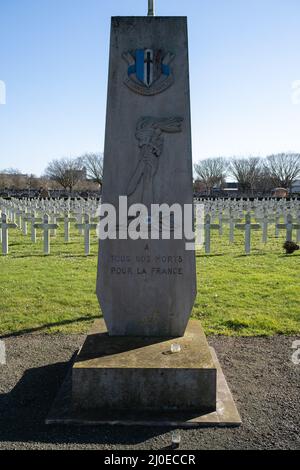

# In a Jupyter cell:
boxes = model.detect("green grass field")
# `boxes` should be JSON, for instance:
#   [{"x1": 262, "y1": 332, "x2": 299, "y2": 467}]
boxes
[{"x1": 0, "y1": 222, "x2": 299, "y2": 337}]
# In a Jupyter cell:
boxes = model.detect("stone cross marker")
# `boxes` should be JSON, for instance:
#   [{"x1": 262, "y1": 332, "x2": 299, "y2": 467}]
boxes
[
  {"x1": 296, "y1": 210, "x2": 300, "y2": 243},
  {"x1": 15, "y1": 208, "x2": 23, "y2": 228},
  {"x1": 204, "y1": 214, "x2": 220, "y2": 254},
  {"x1": 21, "y1": 210, "x2": 28, "y2": 236},
  {"x1": 57, "y1": 212, "x2": 76, "y2": 243},
  {"x1": 0, "y1": 213, "x2": 17, "y2": 255},
  {"x1": 34, "y1": 214, "x2": 58, "y2": 255},
  {"x1": 97, "y1": 16, "x2": 196, "y2": 336},
  {"x1": 236, "y1": 213, "x2": 260, "y2": 254},
  {"x1": 276, "y1": 214, "x2": 300, "y2": 242},
  {"x1": 75, "y1": 213, "x2": 97, "y2": 256},
  {"x1": 24, "y1": 211, "x2": 41, "y2": 243}
]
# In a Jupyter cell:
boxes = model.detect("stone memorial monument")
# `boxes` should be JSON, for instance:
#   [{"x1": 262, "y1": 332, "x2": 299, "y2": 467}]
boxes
[
  {"x1": 97, "y1": 11, "x2": 196, "y2": 337},
  {"x1": 47, "y1": 1, "x2": 241, "y2": 427}
]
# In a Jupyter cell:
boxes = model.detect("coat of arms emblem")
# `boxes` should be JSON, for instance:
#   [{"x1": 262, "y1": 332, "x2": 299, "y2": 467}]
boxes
[{"x1": 123, "y1": 49, "x2": 175, "y2": 96}]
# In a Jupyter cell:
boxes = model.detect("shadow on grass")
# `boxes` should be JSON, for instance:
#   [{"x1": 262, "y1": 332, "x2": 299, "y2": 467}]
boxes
[
  {"x1": 10, "y1": 254, "x2": 52, "y2": 258},
  {"x1": 0, "y1": 359, "x2": 169, "y2": 446},
  {"x1": 60, "y1": 254, "x2": 96, "y2": 259},
  {"x1": 0, "y1": 316, "x2": 99, "y2": 339},
  {"x1": 277, "y1": 253, "x2": 300, "y2": 258},
  {"x1": 9, "y1": 253, "x2": 95, "y2": 259},
  {"x1": 196, "y1": 253, "x2": 225, "y2": 258},
  {"x1": 234, "y1": 253, "x2": 267, "y2": 258}
]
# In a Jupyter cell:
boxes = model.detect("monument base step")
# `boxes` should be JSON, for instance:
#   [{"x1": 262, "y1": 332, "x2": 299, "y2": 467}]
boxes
[
  {"x1": 46, "y1": 320, "x2": 241, "y2": 427},
  {"x1": 72, "y1": 319, "x2": 218, "y2": 412}
]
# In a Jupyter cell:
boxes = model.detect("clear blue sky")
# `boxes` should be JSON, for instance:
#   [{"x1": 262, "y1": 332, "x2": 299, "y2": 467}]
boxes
[{"x1": 0, "y1": 0, "x2": 300, "y2": 176}]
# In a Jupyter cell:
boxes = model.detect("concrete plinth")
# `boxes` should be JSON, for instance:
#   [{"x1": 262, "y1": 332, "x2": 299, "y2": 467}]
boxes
[
  {"x1": 72, "y1": 319, "x2": 216, "y2": 413},
  {"x1": 46, "y1": 321, "x2": 241, "y2": 428},
  {"x1": 46, "y1": 354, "x2": 241, "y2": 427}
]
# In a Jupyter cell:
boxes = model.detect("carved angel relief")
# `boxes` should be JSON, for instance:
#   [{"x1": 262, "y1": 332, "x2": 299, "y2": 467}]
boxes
[{"x1": 127, "y1": 117, "x2": 184, "y2": 209}]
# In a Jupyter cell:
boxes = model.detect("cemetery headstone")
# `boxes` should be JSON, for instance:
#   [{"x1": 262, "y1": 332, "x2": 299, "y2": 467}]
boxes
[
  {"x1": 24, "y1": 211, "x2": 41, "y2": 243},
  {"x1": 235, "y1": 212, "x2": 260, "y2": 254},
  {"x1": 57, "y1": 212, "x2": 76, "y2": 243},
  {"x1": 34, "y1": 214, "x2": 59, "y2": 255},
  {"x1": 276, "y1": 213, "x2": 300, "y2": 242},
  {"x1": 75, "y1": 213, "x2": 97, "y2": 256},
  {"x1": 21, "y1": 210, "x2": 28, "y2": 236},
  {"x1": 204, "y1": 213, "x2": 220, "y2": 254},
  {"x1": 0, "y1": 213, "x2": 17, "y2": 255}
]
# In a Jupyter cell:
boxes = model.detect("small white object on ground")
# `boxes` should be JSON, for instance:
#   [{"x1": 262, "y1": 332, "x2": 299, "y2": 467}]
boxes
[
  {"x1": 172, "y1": 430, "x2": 181, "y2": 447},
  {"x1": 0, "y1": 341, "x2": 6, "y2": 365},
  {"x1": 170, "y1": 343, "x2": 181, "y2": 354}
]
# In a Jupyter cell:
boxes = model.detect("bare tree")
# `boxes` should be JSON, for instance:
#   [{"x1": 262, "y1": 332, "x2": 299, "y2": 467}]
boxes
[
  {"x1": 0, "y1": 173, "x2": 9, "y2": 189},
  {"x1": 265, "y1": 153, "x2": 300, "y2": 189},
  {"x1": 194, "y1": 158, "x2": 228, "y2": 195},
  {"x1": 2, "y1": 168, "x2": 22, "y2": 175},
  {"x1": 26, "y1": 174, "x2": 42, "y2": 191},
  {"x1": 79, "y1": 153, "x2": 103, "y2": 188},
  {"x1": 0, "y1": 168, "x2": 26, "y2": 189},
  {"x1": 256, "y1": 167, "x2": 274, "y2": 196},
  {"x1": 44, "y1": 157, "x2": 85, "y2": 192},
  {"x1": 230, "y1": 157, "x2": 262, "y2": 196}
]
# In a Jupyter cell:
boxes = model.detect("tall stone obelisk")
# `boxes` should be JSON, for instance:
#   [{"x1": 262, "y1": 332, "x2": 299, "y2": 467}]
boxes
[
  {"x1": 96, "y1": 11, "x2": 196, "y2": 336},
  {"x1": 62, "y1": 4, "x2": 240, "y2": 427}
]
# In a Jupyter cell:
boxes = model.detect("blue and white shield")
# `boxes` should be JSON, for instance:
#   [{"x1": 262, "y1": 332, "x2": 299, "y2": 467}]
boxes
[{"x1": 123, "y1": 48, "x2": 174, "y2": 96}]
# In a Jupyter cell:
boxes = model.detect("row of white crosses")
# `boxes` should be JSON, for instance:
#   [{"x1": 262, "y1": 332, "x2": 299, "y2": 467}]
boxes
[
  {"x1": 203, "y1": 212, "x2": 260, "y2": 255},
  {"x1": 2, "y1": 196, "x2": 298, "y2": 223},
  {"x1": 199, "y1": 198, "x2": 300, "y2": 254},
  {"x1": 1, "y1": 197, "x2": 300, "y2": 255},
  {"x1": 0, "y1": 196, "x2": 101, "y2": 255},
  {"x1": 0, "y1": 197, "x2": 100, "y2": 224}
]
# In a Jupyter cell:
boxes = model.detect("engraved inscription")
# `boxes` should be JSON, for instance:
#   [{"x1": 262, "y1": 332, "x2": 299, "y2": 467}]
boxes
[{"x1": 110, "y1": 254, "x2": 184, "y2": 276}]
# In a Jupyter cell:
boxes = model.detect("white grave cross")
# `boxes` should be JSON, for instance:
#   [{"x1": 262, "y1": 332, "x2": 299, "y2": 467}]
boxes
[
  {"x1": 75, "y1": 213, "x2": 97, "y2": 256},
  {"x1": 0, "y1": 213, "x2": 17, "y2": 255},
  {"x1": 204, "y1": 214, "x2": 220, "y2": 254},
  {"x1": 57, "y1": 212, "x2": 77, "y2": 243},
  {"x1": 276, "y1": 214, "x2": 300, "y2": 242},
  {"x1": 34, "y1": 214, "x2": 59, "y2": 255},
  {"x1": 235, "y1": 213, "x2": 260, "y2": 255}
]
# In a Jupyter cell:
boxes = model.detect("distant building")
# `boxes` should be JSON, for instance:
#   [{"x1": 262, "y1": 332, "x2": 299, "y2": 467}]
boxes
[
  {"x1": 212, "y1": 182, "x2": 238, "y2": 196},
  {"x1": 271, "y1": 187, "x2": 289, "y2": 198},
  {"x1": 291, "y1": 180, "x2": 300, "y2": 195},
  {"x1": 194, "y1": 180, "x2": 239, "y2": 197},
  {"x1": 223, "y1": 182, "x2": 239, "y2": 195}
]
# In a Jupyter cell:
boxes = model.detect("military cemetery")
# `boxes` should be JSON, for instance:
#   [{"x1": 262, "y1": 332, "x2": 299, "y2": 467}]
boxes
[{"x1": 0, "y1": 0, "x2": 299, "y2": 456}]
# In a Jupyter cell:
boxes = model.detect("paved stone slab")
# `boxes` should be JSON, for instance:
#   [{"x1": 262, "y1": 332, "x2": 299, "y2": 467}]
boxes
[{"x1": 46, "y1": 320, "x2": 241, "y2": 427}]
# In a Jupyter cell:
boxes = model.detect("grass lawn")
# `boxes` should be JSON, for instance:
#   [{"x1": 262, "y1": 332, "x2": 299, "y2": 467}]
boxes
[{"x1": 0, "y1": 221, "x2": 299, "y2": 336}]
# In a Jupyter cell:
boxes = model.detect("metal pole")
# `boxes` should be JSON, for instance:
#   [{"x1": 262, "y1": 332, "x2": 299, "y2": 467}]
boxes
[{"x1": 148, "y1": 0, "x2": 155, "y2": 16}]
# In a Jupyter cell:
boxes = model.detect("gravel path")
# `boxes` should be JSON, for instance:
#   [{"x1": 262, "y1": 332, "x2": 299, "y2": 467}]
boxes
[{"x1": 0, "y1": 334, "x2": 299, "y2": 450}]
